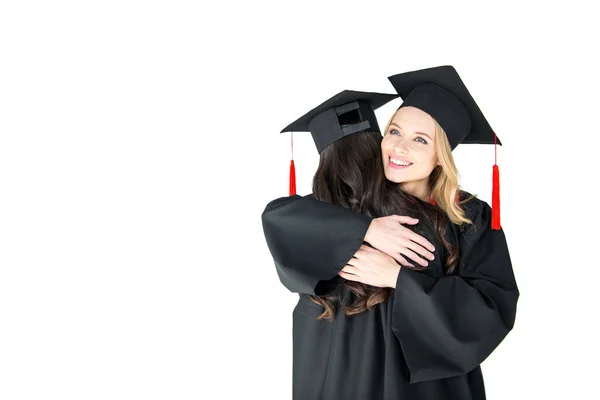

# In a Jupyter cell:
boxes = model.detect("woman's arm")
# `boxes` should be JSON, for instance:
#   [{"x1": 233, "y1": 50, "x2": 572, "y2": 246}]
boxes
[
  {"x1": 391, "y1": 198, "x2": 519, "y2": 383},
  {"x1": 261, "y1": 194, "x2": 435, "y2": 295},
  {"x1": 261, "y1": 195, "x2": 371, "y2": 295}
]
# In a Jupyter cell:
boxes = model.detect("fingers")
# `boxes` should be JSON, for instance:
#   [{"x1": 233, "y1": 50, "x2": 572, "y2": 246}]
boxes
[
  {"x1": 408, "y1": 231, "x2": 436, "y2": 252},
  {"x1": 354, "y1": 247, "x2": 388, "y2": 264},
  {"x1": 392, "y1": 254, "x2": 415, "y2": 268},
  {"x1": 339, "y1": 265, "x2": 361, "y2": 282},
  {"x1": 340, "y1": 265, "x2": 359, "y2": 275},
  {"x1": 389, "y1": 216, "x2": 436, "y2": 252},
  {"x1": 360, "y1": 244, "x2": 379, "y2": 253},
  {"x1": 353, "y1": 246, "x2": 379, "y2": 260},
  {"x1": 389, "y1": 215, "x2": 419, "y2": 225},
  {"x1": 338, "y1": 271, "x2": 361, "y2": 282},
  {"x1": 404, "y1": 239, "x2": 435, "y2": 261},
  {"x1": 364, "y1": 233, "x2": 432, "y2": 265},
  {"x1": 401, "y1": 248, "x2": 430, "y2": 267}
]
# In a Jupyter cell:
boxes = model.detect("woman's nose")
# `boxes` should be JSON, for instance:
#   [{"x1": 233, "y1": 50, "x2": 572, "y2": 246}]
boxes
[{"x1": 393, "y1": 140, "x2": 409, "y2": 154}]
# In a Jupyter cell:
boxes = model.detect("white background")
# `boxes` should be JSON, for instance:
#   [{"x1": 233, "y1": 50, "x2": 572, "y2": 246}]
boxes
[{"x1": 1, "y1": 1, "x2": 598, "y2": 399}]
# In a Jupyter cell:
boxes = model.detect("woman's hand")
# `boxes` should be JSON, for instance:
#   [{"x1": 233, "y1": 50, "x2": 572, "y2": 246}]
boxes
[
  {"x1": 338, "y1": 245, "x2": 403, "y2": 288},
  {"x1": 364, "y1": 215, "x2": 435, "y2": 268}
]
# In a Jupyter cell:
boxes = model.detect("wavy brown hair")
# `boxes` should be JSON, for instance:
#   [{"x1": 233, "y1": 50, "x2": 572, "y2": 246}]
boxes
[{"x1": 310, "y1": 131, "x2": 458, "y2": 320}]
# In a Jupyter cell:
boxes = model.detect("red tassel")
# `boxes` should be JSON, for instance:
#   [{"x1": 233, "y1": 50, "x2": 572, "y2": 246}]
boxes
[
  {"x1": 289, "y1": 132, "x2": 296, "y2": 196},
  {"x1": 492, "y1": 164, "x2": 500, "y2": 229},
  {"x1": 289, "y1": 160, "x2": 296, "y2": 196},
  {"x1": 491, "y1": 132, "x2": 501, "y2": 230}
]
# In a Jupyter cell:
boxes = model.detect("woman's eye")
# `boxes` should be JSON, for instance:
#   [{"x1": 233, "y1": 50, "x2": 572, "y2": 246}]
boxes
[
  {"x1": 415, "y1": 137, "x2": 428, "y2": 144},
  {"x1": 390, "y1": 129, "x2": 400, "y2": 136}
]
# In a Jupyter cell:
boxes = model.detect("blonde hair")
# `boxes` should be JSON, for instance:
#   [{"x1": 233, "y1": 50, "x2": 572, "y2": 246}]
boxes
[
  {"x1": 384, "y1": 111, "x2": 472, "y2": 226},
  {"x1": 429, "y1": 121, "x2": 471, "y2": 225}
]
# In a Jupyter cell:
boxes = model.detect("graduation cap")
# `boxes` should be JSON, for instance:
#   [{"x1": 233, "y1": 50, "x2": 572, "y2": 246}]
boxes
[
  {"x1": 280, "y1": 89, "x2": 399, "y2": 196},
  {"x1": 387, "y1": 65, "x2": 502, "y2": 229}
]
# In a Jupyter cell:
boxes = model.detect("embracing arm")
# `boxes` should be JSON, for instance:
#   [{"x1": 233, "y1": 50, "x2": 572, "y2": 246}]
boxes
[
  {"x1": 262, "y1": 194, "x2": 436, "y2": 294},
  {"x1": 391, "y1": 198, "x2": 519, "y2": 383},
  {"x1": 261, "y1": 195, "x2": 372, "y2": 295}
]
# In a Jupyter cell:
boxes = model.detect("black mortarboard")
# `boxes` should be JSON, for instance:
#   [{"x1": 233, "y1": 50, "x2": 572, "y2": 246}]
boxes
[
  {"x1": 387, "y1": 65, "x2": 500, "y2": 151},
  {"x1": 281, "y1": 90, "x2": 399, "y2": 154}
]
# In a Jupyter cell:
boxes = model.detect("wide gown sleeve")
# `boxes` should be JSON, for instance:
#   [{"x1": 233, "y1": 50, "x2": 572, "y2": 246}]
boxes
[
  {"x1": 261, "y1": 194, "x2": 372, "y2": 295},
  {"x1": 391, "y1": 198, "x2": 519, "y2": 383}
]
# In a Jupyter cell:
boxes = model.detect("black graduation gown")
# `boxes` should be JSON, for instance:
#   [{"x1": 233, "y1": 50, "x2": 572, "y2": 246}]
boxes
[{"x1": 261, "y1": 193, "x2": 519, "y2": 400}]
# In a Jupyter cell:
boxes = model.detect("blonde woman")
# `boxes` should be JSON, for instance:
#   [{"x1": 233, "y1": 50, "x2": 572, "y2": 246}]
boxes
[{"x1": 262, "y1": 66, "x2": 519, "y2": 399}]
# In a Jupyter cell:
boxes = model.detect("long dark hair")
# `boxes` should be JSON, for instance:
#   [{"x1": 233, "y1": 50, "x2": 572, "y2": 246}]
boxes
[{"x1": 310, "y1": 131, "x2": 458, "y2": 320}]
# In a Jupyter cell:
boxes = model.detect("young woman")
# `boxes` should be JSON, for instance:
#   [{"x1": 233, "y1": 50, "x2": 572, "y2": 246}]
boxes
[
  {"x1": 262, "y1": 66, "x2": 519, "y2": 399},
  {"x1": 263, "y1": 88, "x2": 461, "y2": 399}
]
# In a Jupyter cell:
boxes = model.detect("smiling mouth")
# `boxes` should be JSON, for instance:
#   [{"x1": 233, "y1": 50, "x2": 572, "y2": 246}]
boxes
[{"x1": 389, "y1": 157, "x2": 413, "y2": 167}]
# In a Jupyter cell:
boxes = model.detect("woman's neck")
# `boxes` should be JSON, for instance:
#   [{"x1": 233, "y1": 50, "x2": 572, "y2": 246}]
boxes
[{"x1": 400, "y1": 180, "x2": 431, "y2": 203}]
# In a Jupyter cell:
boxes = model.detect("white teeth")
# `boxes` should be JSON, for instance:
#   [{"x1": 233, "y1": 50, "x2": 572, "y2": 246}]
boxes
[{"x1": 390, "y1": 157, "x2": 411, "y2": 166}]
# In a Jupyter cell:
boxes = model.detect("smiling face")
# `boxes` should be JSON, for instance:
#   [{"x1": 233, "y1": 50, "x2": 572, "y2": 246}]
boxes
[{"x1": 381, "y1": 106, "x2": 439, "y2": 200}]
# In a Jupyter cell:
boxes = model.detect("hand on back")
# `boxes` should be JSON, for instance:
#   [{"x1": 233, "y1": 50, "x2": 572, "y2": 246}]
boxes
[{"x1": 364, "y1": 215, "x2": 435, "y2": 268}]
